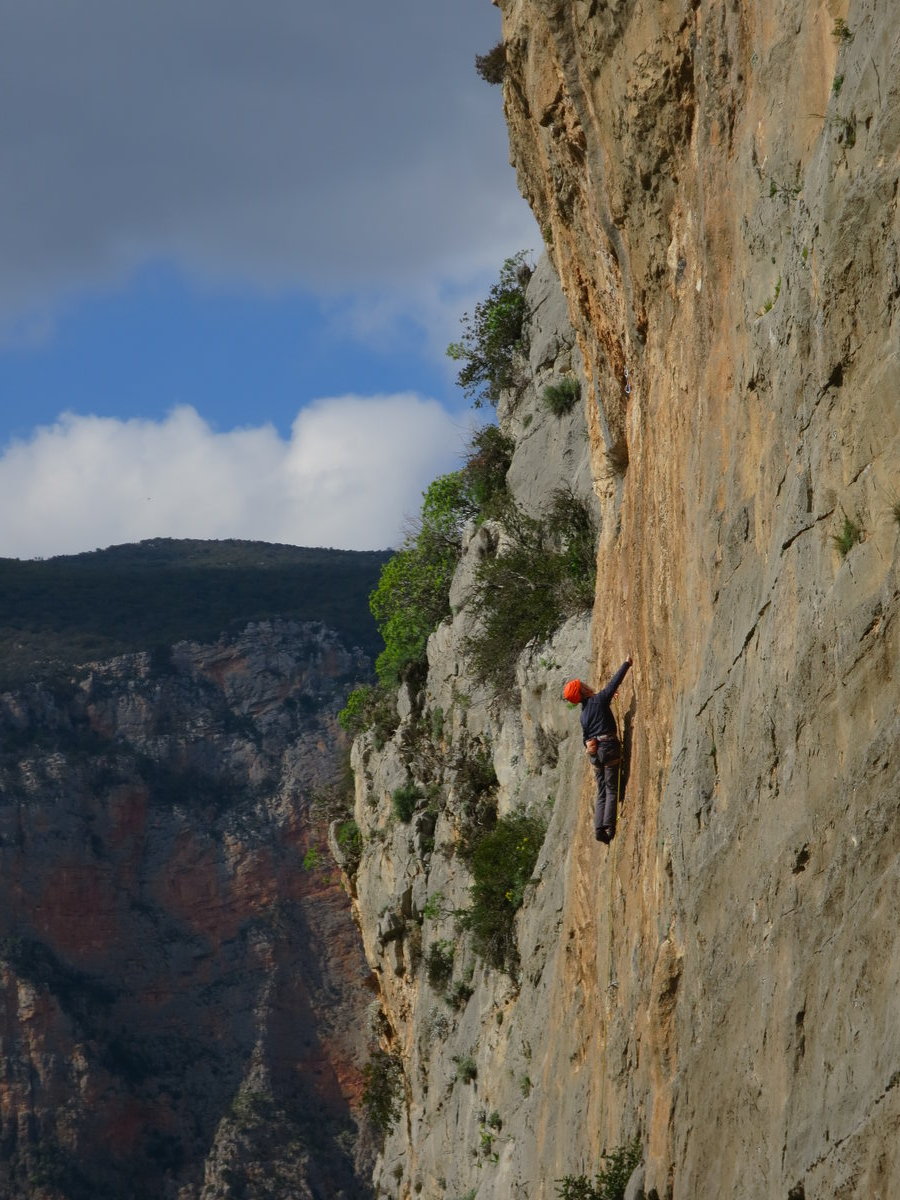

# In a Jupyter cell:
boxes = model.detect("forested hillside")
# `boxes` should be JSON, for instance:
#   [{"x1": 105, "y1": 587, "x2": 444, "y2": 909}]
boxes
[{"x1": 0, "y1": 538, "x2": 388, "y2": 686}]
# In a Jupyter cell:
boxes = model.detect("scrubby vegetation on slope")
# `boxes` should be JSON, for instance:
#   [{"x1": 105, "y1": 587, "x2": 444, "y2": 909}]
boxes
[
  {"x1": 341, "y1": 249, "x2": 597, "y2": 722},
  {"x1": 339, "y1": 421, "x2": 517, "y2": 737}
]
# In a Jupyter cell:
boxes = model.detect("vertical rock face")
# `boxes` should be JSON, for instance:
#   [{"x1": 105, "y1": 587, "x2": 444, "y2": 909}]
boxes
[
  {"x1": 497, "y1": 1, "x2": 900, "y2": 1195},
  {"x1": 350, "y1": 3, "x2": 900, "y2": 1197},
  {"x1": 0, "y1": 621, "x2": 376, "y2": 1200}
]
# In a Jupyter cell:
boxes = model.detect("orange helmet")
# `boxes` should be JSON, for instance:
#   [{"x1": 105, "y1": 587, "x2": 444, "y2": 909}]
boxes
[{"x1": 562, "y1": 679, "x2": 584, "y2": 704}]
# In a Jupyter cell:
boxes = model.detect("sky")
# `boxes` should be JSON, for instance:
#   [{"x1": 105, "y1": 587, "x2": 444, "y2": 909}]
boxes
[{"x1": 0, "y1": 0, "x2": 538, "y2": 559}]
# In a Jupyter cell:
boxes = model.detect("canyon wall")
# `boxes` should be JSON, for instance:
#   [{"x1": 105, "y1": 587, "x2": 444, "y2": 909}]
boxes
[
  {"x1": 349, "y1": 2, "x2": 900, "y2": 1197},
  {"x1": 0, "y1": 621, "x2": 376, "y2": 1200}
]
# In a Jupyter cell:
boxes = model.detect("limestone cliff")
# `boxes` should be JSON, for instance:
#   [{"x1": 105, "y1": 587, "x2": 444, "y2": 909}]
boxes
[
  {"x1": 348, "y1": 2, "x2": 900, "y2": 1197},
  {"x1": 0, "y1": 621, "x2": 376, "y2": 1200}
]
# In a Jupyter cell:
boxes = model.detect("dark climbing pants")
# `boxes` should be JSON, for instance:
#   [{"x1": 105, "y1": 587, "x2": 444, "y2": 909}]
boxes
[{"x1": 589, "y1": 737, "x2": 621, "y2": 843}]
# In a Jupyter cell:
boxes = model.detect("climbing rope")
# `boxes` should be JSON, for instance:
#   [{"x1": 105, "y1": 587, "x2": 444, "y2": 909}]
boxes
[{"x1": 615, "y1": 693, "x2": 624, "y2": 812}]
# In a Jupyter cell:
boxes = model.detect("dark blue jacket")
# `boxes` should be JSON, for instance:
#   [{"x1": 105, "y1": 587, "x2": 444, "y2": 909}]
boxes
[{"x1": 580, "y1": 661, "x2": 631, "y2": 742}]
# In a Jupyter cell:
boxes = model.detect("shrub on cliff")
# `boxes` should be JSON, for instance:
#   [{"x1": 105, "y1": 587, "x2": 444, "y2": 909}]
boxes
[
  {"x1": 547, "y1": 486, "x2": 598, "y2": 607},
  {"x1": 335, "y1": 819, "x2": 363, "y2": 872},
  {"x1": 391, "y1": 782, "x2": 423, "y2": 823},
  {"x1": 340, "y1": 425, "x2": 515, "y2": 738},
  {"x1": 369, "y1": 472, "x2": 473, "y2": 688},
  {"x1": 460, "y1": 809, "x2": 546, "y2": 973},
  {"x1": 451, "y1": 738, "x2": 499, "y2": 854},
  {"x1": 337, "y1": 684, "x2": 398, "y2": 746},
  {"x1": 366, "y1": 425, "x2": 516, "y2": 693},
  {"x1": 425, "y1": 939, "x2": 456, "y2": 992},
  {"x1": 475, "y1": 41, "x2": 507, "y2": 85},
  {"x1": 542, "y1": 376, "x2": 581, "y2": 416},
  {"x1": 447, "y1": 251, "x2": 533, "y2": 406},
  {"x1": 555, "y1": 1139, "x2": 642, "y2": 1200},
  {"x1": 831, "y1": 512, "x2": 863, "y2": 557},
  {"x1": 464, "y1": 424, "x2": 514, "y2": 519},
  {"x1": 464, "y1": 488, "x2": 597, "y2": 693},
  {"x1": 361, "y1": 1049, "x2": 404, "y2": 1137}
]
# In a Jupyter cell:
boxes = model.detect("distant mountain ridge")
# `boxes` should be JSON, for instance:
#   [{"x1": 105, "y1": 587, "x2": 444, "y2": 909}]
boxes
[{"x1": 0, "y1": 538, "x2": 389, "y2": 686}]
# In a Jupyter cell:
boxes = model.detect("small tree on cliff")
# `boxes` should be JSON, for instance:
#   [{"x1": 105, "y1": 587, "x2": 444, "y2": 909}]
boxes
[
  {"x1": 475, "y1": 41, "x2": 507, "y2": 85},
  {"x1": 369, "y1": 471, "x2": 473, "y2": 687},
  {"x1": 366, "y1": 428, "x2": 516, "y2": 689},
  {"x1": 447, "y1": 251, "x2": 533, "y2": 406},
  {"x1": 361, "y1": 1049, "x2": 404, "y2": 1138},
  {"x1": 339, "y1": 426, "x2": 515, "y2": 734}
]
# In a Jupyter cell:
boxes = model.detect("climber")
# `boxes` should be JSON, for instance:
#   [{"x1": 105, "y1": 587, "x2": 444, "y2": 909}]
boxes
[{"x1": 563, "y1": 656, "x2": 633, "y2": 843}]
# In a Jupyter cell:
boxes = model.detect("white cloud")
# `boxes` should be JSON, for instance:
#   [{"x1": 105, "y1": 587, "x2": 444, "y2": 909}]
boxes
[{"x1": 0, "y1": 399, "x2": 466, "y2": 559}]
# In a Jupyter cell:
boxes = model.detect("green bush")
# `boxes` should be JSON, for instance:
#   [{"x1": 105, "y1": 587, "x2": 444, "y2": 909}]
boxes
[
  {"x1": 335, "y1": 819, "x2": 363, "y2": 871},
  {"x1": 425, "y1": 940, "x2": 456, "y2": 991},
  {"x1": 392, "y1": 783, "x2": 423, "y2": 823},
  {"x1": 475, "y1": 41, "x2": 507, "y2": 85},
  {"x1": 542, "y1": 377, "x2": 581, "y2": 416},
  {"x1": 430, "y1": 706, "x2": 445, "y2": 742},
  {"x1": 461, "y1": 810, "x2": 547, "y2": 972},
  {"x1": 447, "y1": 251, "x2": 533, "y2": 406},
  {"x1": 464, "y1": 491, "x2": 597, "y2": 693},
  {"x1": 546, "y1": 486, "x2": 598, "y2": 608},
  {"x1": 341, "y1": 422, "x2": 517, "y2": 735},
  {"x1": 362, "y1": 1049, "x2": 404, "y2": 1137},
  {"x1": 832, "y1": 17, "x2": 853, "y2": 41},
  {"x1": 453, "y1": 1055, "x2": 478, "y2": 1083},
  {"x1": 422, "y1": 892, "x2": 449, "y2": 921},
  {"x1": 555, "y1": 1139, "x2": 642, "y2": 1200},
  {"x1": 452, "y1": 741, "x2": 499, "y2": 852},
  {"x1": 419, "y1": 469, "x2": 481, "y2": 545},
  {"x1": 832, "y1": 513, "x2": 863, "y2": 557},
  {"x1": 446, "y1": 978, "x2": 474, "y2": 1010},
  {"x1": 370, "y1": 548, "x2": 451, "y2": 687},
  {"x1": 369, "y1": 471, "x2": 476, "y2": 688},
  {"x1": 338, "y1": 684, "x2": 399, "y2": 747},
  {"x1": 229, "y1": 1087, "x2": 275, "y2": 1128},
  {"x1": 464, "y1": 424, "x2": 515, "y2": 518}
]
